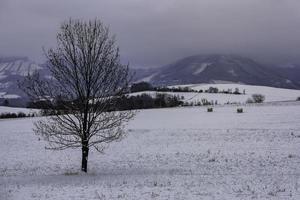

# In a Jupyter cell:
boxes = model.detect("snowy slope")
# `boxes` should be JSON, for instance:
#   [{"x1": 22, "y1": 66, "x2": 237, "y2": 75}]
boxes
[
  {"x1": 1, "y1": 104, "x2": 300, "y2": 199},
  {"x1": 133, "y1": 54, "x2": 300, "y2": 89},
  {"x1": 0, "y1": 57, "x2": 48, "y2": 104},
  {"x1": 0, "y1": 106, "x2": 39, "y2": 115},
  {"x1": 130, "y1": 83, "x2": 300, "y2": 105}
]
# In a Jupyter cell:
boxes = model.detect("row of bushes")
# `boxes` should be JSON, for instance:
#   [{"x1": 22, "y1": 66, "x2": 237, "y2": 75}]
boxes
[
  {"x1": 130, "y1": 82, "x2": 246, "y2": 95},
  {"x1": 0, "y1": 112, "x2": 35, "y2": 119},
  {"x1": 28, "y1": 93, "x2": 267, "y2": 115},
  {"x1": 29, "y1": 93, "x2": 184, "y2": 115},
  {"x1": 110, "y1": 93, "x2": 183, "y2": 110}
]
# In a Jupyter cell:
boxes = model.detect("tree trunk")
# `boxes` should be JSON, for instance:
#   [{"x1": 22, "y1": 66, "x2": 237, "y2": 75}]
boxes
[{"x1": 81, "y1": 142, "x2": 89, "y2": 172}]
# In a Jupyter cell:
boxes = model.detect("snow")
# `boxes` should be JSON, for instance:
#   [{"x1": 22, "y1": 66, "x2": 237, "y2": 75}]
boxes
[
  {"x1": 0, "y1": 94, "x2": 21, "y2": 99},
  {"x1": 0, "y1": 60, "x2": 42, "y2": 77},
  {"x1": 130, "y1": 84, "x2": 300, "y2": 105},
  {"x1": 1, "y1": 103, "x2": 300, "y2": 199},
  {"x1": 193, "y1": 63, "x2": 211, "y2": 75},
  {"x1": 0, "y1": 106, "x2": 38, "y2": 115},
  {"x1": 228, "y1": 69, "x2": 237, "y2": 76},
  {"x1": 211, "y1": 80, "x2": 242, "y2": 84},
  {"x1": 137, "y1": 73, "x2": 157, "y2": 83}
]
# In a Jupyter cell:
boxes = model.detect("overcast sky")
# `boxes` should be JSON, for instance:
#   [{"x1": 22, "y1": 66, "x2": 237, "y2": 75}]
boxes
[{"x1": 1, "y1": 0, "x2": 300, "y2": 67}]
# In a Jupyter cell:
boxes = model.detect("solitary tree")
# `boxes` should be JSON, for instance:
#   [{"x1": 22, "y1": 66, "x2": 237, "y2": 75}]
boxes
[{"x1": 21, "y1": 19, "x2": 135, "y2": 172}]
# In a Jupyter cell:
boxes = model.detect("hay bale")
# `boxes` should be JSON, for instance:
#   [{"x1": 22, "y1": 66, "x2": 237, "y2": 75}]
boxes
[
  {"x1": 207, "y1": 107, "x2": 213, "y2": 112},
  {"x1": 237, "y1": 108, "x2": 243, "y2": 113}
]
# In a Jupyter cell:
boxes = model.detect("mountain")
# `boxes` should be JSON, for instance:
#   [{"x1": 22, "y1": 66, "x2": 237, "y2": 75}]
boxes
[
  {"x1": 271, "y1": 64, "x2": 300, "y2": 87},
  {"x1": 0, "y1": 57, "x2": 48, "y2": 106},
  {"x1": 1, "y1": 54, "x2": 299, "y2": 106},
  {"x1": 133, "y1": 54, "x2": 300, "y2": 89}
]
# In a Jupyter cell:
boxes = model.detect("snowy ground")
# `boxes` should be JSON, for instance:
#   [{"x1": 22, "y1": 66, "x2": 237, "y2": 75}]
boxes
[
  {"x1": 0, "y1": 106, "x2": 39, "y2": 115},
  {"x1": 1, "y1": 103, "x2": 300, "y2": 199},
  {"x1": 131, "y1": 84, "x2": 300, "y2": 104}
]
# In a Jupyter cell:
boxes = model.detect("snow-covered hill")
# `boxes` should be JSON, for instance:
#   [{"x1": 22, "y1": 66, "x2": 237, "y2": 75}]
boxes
[
  {"x1": 0, "y1": 106, "x2": 39, "y2": 115},
  {"x1": 0, "y1": 57, "x2": 48, "y2": 106},
  {"x1": 130, "y1": 83, "x2": 300, "y2": 105},
  {"x1": 133, "y1": 54, "x2": 300, "y2": 89}
]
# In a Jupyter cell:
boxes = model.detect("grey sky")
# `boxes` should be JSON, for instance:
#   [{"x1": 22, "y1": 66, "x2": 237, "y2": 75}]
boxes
[{"x1": 1, "y1": 0, "x2": 300, "y2": 67}]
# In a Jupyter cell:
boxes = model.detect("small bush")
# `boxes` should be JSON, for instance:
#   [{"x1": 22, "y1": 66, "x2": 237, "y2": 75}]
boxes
[
  {"x1": 17, "y1": 112, "x2": 26, "y2": 118},
  {"x1": 207, "y1": 108, "x2": 213, "y2": 112},
  {"x1": 252, "y1": 94, "x2": 265, "y2": 103},
  {"x1": 237, "y1": 108, "x2": 243, "y2": 113},
  {"x1": 297, "y1": 97, "x2": 300, "y2": 101}
]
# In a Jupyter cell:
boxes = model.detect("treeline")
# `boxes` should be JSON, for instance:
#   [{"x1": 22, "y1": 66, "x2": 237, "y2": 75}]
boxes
[
  {"x1": 27, "y1": 93, "x2": 183, "y2": 114},
  {"x1": 130, "y1": 82, "x2": 246, "y2": 95},
  {"x1": 0, "y1": 112, "x2": 34, "y2": 119},
  {"x1": 110, "y1": 93, "x2": 183, "y2": 110}
]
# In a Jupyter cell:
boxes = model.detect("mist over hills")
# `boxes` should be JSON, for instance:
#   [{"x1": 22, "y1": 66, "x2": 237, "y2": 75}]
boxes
[{"x1": 0, "y1": 55, "x2": 300, "y2": 106}]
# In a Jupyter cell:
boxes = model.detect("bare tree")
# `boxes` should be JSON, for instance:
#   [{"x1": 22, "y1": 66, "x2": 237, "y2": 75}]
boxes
[{"x1": 21, "y1": 19, "x2": 135, "y2": 172}]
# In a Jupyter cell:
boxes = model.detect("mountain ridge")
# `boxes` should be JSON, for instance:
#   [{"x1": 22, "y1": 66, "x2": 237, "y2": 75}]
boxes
[
  {"x1": 133, "y1": 54, "x2": 300, "y2": 89},
  {"x1": 0, "y1": 54, "x2": 300, "y2": 106}
]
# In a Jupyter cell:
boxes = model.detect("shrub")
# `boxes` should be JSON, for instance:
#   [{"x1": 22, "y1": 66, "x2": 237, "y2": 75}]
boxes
[
  {"x1": 297, "y1": 97, "x2": 300, "y2": 101},
  {"x1": 251, "y1": 94, "x2": 265, "y2": 103},
  {"x1": 201, "y1": 98, "x2": 211, "y2": 106},
  {"x1": 207, "y1": 108, "x2": 213, "y2": 112},
  {"x1": 17, "y1": 112, "x2": 26, "y2": 118}
]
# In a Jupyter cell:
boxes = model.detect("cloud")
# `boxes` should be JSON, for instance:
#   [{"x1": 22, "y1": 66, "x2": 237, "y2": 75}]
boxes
[{"x1": 1, "y1": 0, "x2": 300, "y2": 66}]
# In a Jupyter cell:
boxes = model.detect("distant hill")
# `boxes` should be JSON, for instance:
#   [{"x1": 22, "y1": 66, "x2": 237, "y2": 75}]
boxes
[
  {"x1": 0, "y1": 57, "x2": 48, "y2": 106},
  {"x1": 133, "y1": 54, "x2": 300, "y2": 89},
  {"x1": 1, "y1": 54, "x2": 300, "y2": 106},
  {"x1": 271, "y1": 63, "x2": 300, "y2": 87}
]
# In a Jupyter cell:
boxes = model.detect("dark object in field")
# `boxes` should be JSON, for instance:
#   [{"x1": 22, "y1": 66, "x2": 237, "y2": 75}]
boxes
[
  {"x1": 207, "y1": 108, "x2": 213, "y2": 112},
  {"x1": 237, "y1": 108, "x2": 243, "y2": 113}
]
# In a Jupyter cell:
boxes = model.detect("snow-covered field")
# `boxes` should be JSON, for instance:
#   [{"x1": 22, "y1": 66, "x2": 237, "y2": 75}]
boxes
[
  {"x1": 131, "y1": 84, "x2": 300, "y2": 104},
  {"x1": 1, "y1": 103, "x2": 300, "y2": 199},
  {"x1": 0, "y1": 106, "x2": 38, "y2": 115}
]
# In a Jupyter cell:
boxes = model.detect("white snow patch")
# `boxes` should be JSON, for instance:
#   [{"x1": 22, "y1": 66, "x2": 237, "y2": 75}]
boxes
[
  {"x1": 193, "y1": 63, "x2": 211, "y2": 75},
  {"x1": 136, "y1": 73, "x2": 157, "y2": 83},
  {"x1": 228, "y1": 69, "x2": 237, "y2": 76}
]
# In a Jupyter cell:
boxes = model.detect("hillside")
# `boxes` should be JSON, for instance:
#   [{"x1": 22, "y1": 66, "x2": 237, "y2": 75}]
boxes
[
  {"x1": 133, "y1": 55, "x2": 300, "y2": 89},
  {"x1": 0, "y1": 57, "x2": 48, "y2": 106},
  {"x1": 130, "y1": 83, "x2": 300, "y2": 105}
]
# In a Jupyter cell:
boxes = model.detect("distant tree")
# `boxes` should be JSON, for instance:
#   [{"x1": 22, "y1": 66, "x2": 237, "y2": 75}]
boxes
[
  {"x1": 20, "y1": 19, "x2": 135, "y2": 172},
  {"x1": 233, "y1": 88, "x2": 241, "y2": 95},
  {"x1": 208, "y1": 87, "x2": 218, "y2": 93},
  {"x1": 251, "y1": 94, "x2": 265, "y2": 103}
]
